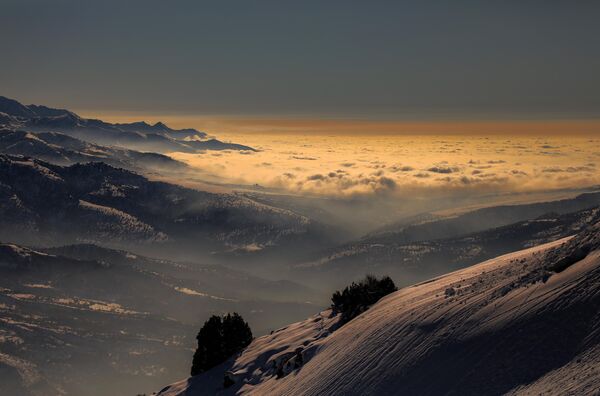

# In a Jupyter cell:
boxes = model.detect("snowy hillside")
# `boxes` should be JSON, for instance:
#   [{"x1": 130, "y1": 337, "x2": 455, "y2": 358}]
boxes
[
  {"x1": 0, "y1": 242, "x2": 321, "y2": 396},
  {"x1": 157, "y1": 223, "x2": 600, "y2": 395},
  {"x1": 0, "y1": 154, "x2": 334, "y2": 256}
]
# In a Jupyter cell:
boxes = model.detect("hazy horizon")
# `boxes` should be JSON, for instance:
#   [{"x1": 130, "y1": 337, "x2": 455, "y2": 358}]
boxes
[
  {"x1": 79, "y1": 111, "x2": 600, "y2": 136},
  {"x1": 2, "y1": 2, "x2": 600, "y2": 395},
  {"x1": 2, "y1": 1, "x2": 600, "y2": 121}
]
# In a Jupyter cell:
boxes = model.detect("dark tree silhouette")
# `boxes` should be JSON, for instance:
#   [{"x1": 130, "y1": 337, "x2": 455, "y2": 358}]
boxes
[
  {"x1": 222, "y1": 313, "x2": 253, "y2": 356},
  {"x1": 331, "y1": 274, "x2": 397, "y2": 323},
  {"x1": 191, "y1": 313, "x2": 253, "y2": 376}
]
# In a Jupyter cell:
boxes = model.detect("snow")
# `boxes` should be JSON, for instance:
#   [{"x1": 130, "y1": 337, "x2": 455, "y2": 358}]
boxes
[
  {"x1": 23, "y1": 283, "x2": 53, "y2": 289},
  {"x1": 4, "y1": 290, "x2": 142, "y2": 316},
  {"x1": 11, "y1": 157, "x2": 64, "y2": 182},
  {"x1": 78, "y1": 199, "x2": 167, "y2": 242},
  {"x1": 0, "y1": 352, "x2": 41, "y2": 388},
  {"x1": 157, "y1": 309, "x2": 340, "y2": 396},
  {"x1": 506, "y1": 344, "x2": 600, "y2": 395},
  {"x1": 174, "y1": 287, "x2": 236, "y2": 302},
  {"x1": 1, "y1": 244, "x2": 38, "y2": 259},
  {"x1": 156, "y1": 236, "x2": 600, "y2": 395}
]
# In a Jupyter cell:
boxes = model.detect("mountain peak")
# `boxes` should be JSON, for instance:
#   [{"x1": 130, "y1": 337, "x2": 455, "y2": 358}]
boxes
[
  {"x1": 0, "y1": 95, "x2": 247, "y2": 154},
  {"x1": 0, "y1": 95, "x2": 37, "y2": 118}
]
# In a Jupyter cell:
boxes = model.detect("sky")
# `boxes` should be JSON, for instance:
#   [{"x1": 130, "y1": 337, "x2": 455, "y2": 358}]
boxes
[{"x1": 1, "y1": 0, "x2": 600, "y2": 122}]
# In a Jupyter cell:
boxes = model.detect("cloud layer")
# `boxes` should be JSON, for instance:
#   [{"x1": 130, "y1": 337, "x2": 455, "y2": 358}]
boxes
[{"x1": 171, "y1": 135, "x2": 600, "y2": 199}]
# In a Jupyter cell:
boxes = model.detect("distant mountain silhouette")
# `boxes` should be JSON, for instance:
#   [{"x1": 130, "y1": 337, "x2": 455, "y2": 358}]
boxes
[
  {"x1": 0, "y1": 128, "x2": 187, "y2": 172},
  {"x1": 294, "y1": 197, "x2": 600, "y2": 290},
  {"x1": 0, "y1": 95, "x2": 255, "y2": 153}
]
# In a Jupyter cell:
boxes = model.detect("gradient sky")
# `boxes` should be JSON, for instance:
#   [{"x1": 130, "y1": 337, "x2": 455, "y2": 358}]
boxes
[{"x1": 1, "y1": 1, "x2": 599, "y2": 120}]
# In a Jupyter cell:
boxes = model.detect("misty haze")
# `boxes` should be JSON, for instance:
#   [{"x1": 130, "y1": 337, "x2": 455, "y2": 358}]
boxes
[{"x1": 1, "y1": 1, "x2": 599, "y2": 396}]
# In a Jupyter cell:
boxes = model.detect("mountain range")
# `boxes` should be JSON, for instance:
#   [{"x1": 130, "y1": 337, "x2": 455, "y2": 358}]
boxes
[
  {"x1": 293, "y1": 193, "x2": 600, "y2": 290},
  {"x1": 0, "y1": 154, "x2": 335, "y2": 260},
  {"x1": 0, "y1": 128, "x2": 187, "y2": 173},
  {"x1": 1, "y1": 94, "x2": 599, "y2": 395},
  {"x1": 0, "y1": 96, "x2": 254, "y2": 153}
]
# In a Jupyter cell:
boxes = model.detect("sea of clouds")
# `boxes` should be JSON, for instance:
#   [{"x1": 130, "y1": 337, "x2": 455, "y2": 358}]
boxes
[{"x1": 170, "y1": 135, "x2": 600, "y2": 200}]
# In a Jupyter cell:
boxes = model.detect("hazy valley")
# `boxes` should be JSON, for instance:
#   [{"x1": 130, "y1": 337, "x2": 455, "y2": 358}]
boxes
[{"x1": 1, "y1": 93, "x2": 599, "y2": 396}]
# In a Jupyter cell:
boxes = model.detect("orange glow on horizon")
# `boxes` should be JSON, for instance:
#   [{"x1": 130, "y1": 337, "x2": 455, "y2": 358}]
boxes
[{"x1": 75, "y1": 111, "x2": 600, "y2": 137}]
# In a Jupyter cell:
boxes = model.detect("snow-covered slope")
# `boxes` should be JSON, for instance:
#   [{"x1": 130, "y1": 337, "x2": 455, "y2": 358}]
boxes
[
  {"x1": 157, "y1": 223, "x2": 600, "y2": 395},
  {"x1": 0, "y1": 241, "x2": 322, "y2": 396},
  {"x1": 0, "y1": 154, "x2": 334, "y2": 255}
]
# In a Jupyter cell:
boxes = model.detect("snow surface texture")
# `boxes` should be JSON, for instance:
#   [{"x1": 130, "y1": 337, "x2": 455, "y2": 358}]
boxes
[{"x1": 157, "y1": 230, "x2": 600, "y2": 395}]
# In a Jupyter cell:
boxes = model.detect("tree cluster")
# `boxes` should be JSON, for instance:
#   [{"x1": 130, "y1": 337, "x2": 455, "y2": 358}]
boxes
[
  {"x1": 331, "y1": 275, "x2": 397, "y2": 323},
  {"x1": 191, "y1": 313, "x2": 253, "y2": 376}
]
